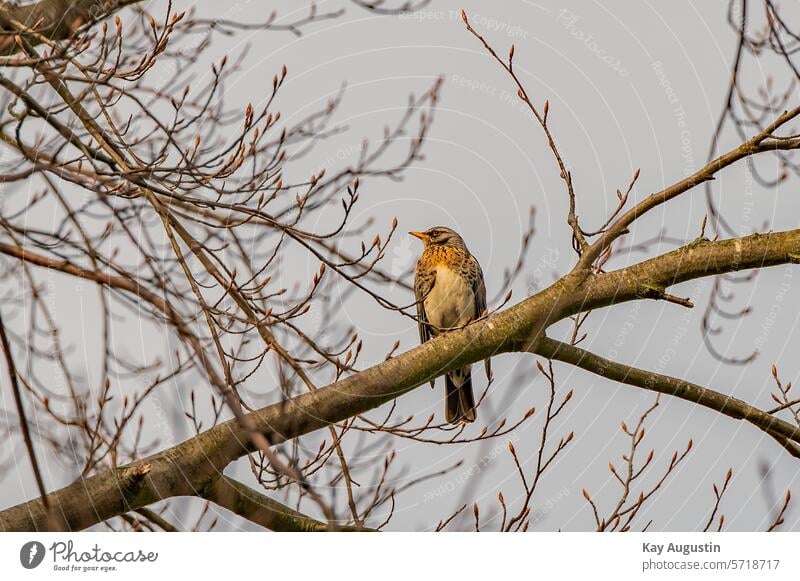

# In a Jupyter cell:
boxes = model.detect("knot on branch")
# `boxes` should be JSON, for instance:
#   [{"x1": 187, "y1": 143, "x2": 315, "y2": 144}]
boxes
[
  {"x1": 115, "y1": 462, "x2": 152, "y2": 497},
  {"x1": 688, "y1": 236, "x2": 711, "y2": 248}
]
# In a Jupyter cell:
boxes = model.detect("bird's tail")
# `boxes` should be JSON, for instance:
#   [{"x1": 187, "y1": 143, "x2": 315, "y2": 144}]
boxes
[{"x1": 445, "y1": 365, "x2": 476, "y2": 424}]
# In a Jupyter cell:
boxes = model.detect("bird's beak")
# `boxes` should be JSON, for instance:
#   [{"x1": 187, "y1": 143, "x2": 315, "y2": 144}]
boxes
[{"x1": 409, "y1": 231, "x2": 427, "y2": 241}]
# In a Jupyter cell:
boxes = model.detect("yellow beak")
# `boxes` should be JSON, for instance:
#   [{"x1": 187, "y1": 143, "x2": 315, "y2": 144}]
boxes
[{"x1": 409, "y1": 231, "x2": 427, "y2": 241}]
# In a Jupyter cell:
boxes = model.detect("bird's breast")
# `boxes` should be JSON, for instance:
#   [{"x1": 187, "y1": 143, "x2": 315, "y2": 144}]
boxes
[{"x1": 424, "y1": 265, "x2": 476, "y2": 331}]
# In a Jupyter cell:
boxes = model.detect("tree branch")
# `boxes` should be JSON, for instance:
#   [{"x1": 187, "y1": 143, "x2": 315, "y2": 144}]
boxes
[
  {"x1": 0, "y1": 228, "x2": 798, "y2": 531},
  {"x1": 203, "y1": 476, "x2": 368, "y2": 532},
  {"x1": 579, "y1": 112, "x2": 800, "y2": 268},
  {"x1": 534, "y1": 338, "x2": 800, "y2": 457}
]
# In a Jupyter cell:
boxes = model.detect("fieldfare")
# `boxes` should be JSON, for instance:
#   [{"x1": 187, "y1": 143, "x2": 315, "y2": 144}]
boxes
[{"x1": 410, "y1": 226, "x2": 490, "y2": 424}]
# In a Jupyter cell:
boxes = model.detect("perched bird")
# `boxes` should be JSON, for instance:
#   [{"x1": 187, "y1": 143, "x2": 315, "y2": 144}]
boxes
[{"x1": 410, "y1": 226, "x2": 490, "y2": 424}]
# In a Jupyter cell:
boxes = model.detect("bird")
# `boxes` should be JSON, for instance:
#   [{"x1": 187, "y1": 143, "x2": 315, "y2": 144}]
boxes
[{"x1": 410, "y1": 226, "x2": 490, "y2": 424}]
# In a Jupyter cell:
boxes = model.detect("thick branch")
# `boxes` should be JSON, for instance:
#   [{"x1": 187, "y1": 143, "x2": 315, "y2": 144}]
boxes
[
  {"x1": 203, "y1": 476, "x2": 367, "y2": 532},
  {"x1": 535, "y1": 338, "x2": 800, "y2": 457},
  {"x1": 580, "y1": 230, "x2": 800, "y2": 313}
]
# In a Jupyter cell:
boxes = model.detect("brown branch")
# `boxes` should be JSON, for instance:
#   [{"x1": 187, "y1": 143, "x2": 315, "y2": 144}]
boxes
[
  {"x1": 579, "y1": 108, "x2": 800, "y2": 269},
  {"x1": 203, "y1": 476, "x2": 368, "y2": 532},
  {"x1": 0, "y1": 308, "x2": 60, "y2": 528},
  {"x1": 767, "y1": 489, "x2": 792, "y2": 532},
  {"x1": 461, "y1": 11, "x2": 587, "y2": 254},
  {"x1": 133, "y1": 508, "x2": 178, "y2": 532},
  {"x1": 535, "y1": 338, "x2": 800, "y2": 456}
]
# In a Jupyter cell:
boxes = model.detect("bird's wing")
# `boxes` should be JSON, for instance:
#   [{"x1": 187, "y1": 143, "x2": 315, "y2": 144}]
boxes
[
  {"x1": 470, "y1": 254, "x2": 492, "y2": 381},
  {"x1": 471, "y1": 255, "x2": 487, "y2": 320},
  {"x1": 414, "y1": 266, "x2": 434, "y2": 345},
  {"x1": 414, "y1": 264, "x2": 436, "y2": 388}
]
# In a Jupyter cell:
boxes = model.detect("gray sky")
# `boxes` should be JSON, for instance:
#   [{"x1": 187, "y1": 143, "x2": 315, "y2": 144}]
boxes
[{"x1": 3, "y1": 0, "x2": 799, "y2": 531}]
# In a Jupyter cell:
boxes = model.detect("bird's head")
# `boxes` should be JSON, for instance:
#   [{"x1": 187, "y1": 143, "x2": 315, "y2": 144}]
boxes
[{"x1": 409, "y1": 226, "x2": 466, "y2": 249}]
